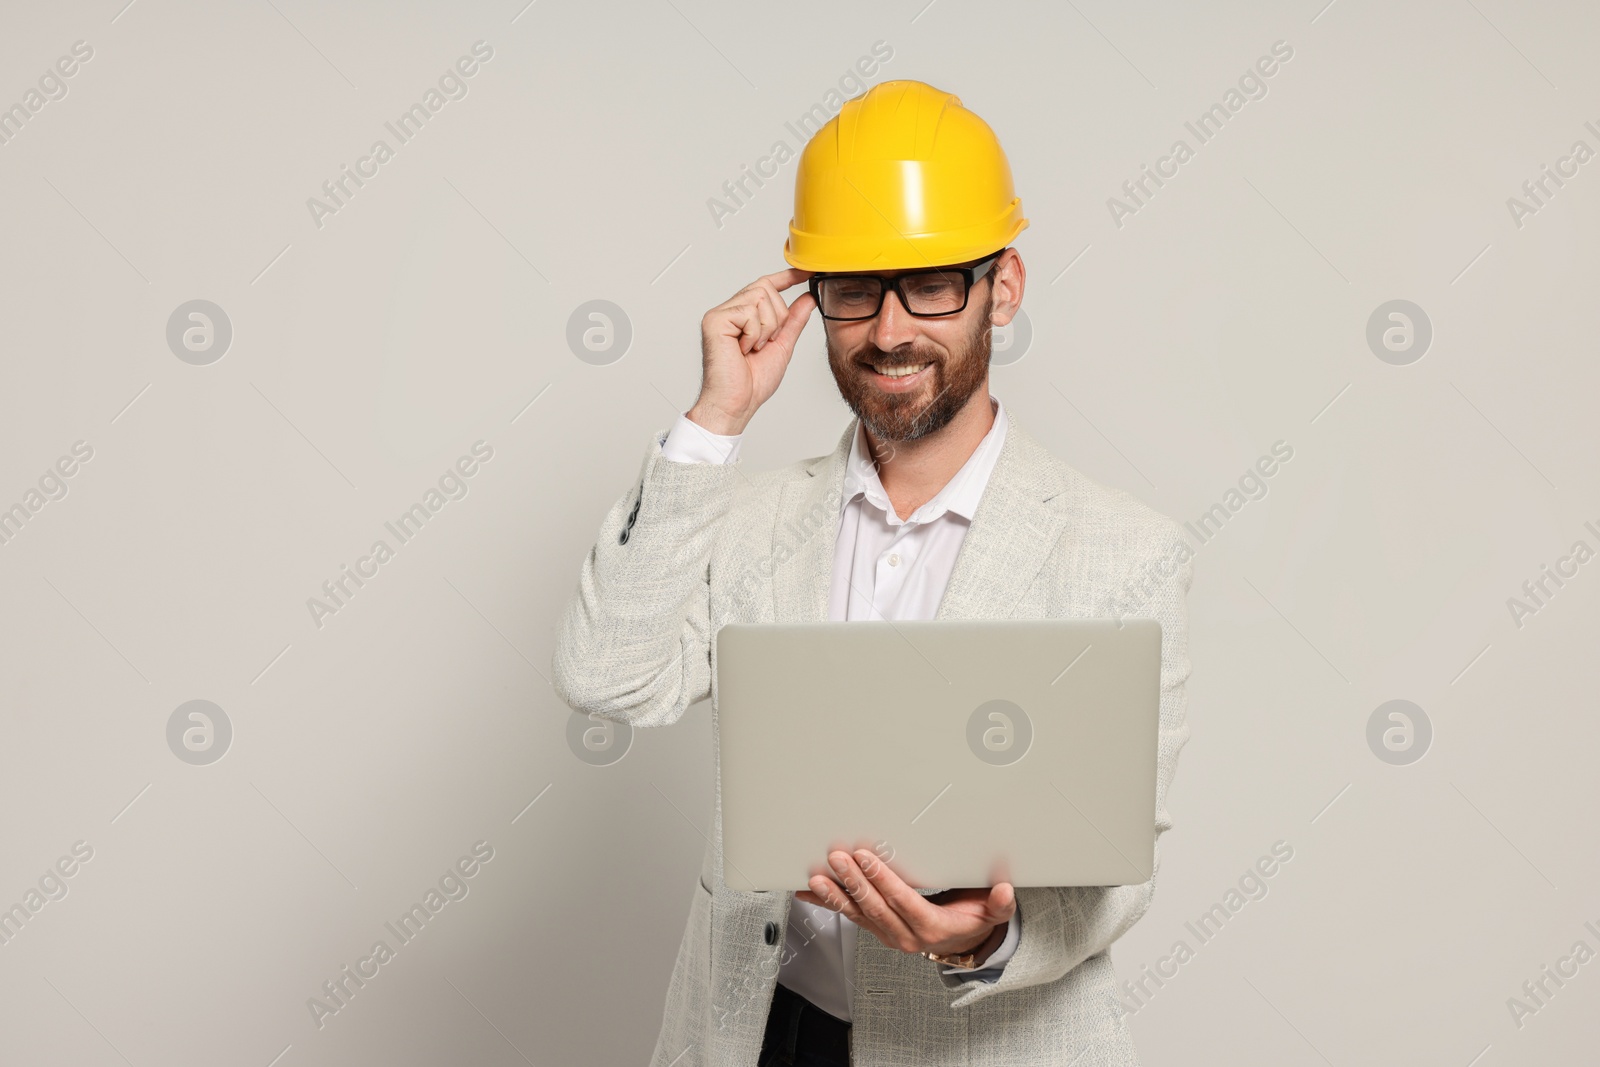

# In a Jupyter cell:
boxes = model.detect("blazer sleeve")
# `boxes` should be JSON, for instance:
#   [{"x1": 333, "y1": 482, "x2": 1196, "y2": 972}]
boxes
[
  {"x1": 550, "y1": 429, "x2": 743, "y2": 728},
  {"x1": 938, "y1": 518, "x2": 1195, "y2": 1009}
]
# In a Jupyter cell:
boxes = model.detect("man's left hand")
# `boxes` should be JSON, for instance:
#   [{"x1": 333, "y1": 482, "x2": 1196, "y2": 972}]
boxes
[{"x1": 795, "y1": 848, "x2": 1016, "y2": 964}]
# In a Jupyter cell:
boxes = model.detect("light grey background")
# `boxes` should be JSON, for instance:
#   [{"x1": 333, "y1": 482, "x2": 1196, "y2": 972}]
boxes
[{"x1": 1, "y1": 1, "x2": 1596, "y2": 1064}]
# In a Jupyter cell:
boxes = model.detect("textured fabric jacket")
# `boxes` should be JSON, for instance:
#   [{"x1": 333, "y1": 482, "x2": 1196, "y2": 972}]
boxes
[{"x1": 551, "y1": 410, "x2": 1195, "y2": 1066}]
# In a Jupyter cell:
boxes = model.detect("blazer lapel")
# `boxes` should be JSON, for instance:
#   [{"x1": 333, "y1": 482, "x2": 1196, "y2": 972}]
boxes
[
  {"x1": 770, "y1": 422, "x2": 854, "y2": 625},
  {"x1": 769, "y1": 410, "x2": 1072, "y2": 624},
  {"x1": 935, "y1": 414, "x2": 1072, "y2": 620}
]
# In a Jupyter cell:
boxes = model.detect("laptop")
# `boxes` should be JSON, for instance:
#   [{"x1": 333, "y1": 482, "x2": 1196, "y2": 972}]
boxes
[{"x1": 714, "y1": 619, "x2": 1163, "y2": 892}]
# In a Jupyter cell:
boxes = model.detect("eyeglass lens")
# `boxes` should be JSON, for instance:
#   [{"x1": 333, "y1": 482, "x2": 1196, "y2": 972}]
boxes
[{"x1": 817, "y1": 268, "x2": 968, "y2": 319}]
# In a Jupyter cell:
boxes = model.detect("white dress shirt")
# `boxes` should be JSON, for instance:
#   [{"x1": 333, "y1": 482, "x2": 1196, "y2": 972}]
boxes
[{"x1": 657, "y1": 394, "x2": 1021, "y2": 1023}]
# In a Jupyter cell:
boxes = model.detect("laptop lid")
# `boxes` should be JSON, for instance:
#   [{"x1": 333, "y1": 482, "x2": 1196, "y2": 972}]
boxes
[{"x1": 714, "y1": 618, "x2": 1164, "y2": 892}]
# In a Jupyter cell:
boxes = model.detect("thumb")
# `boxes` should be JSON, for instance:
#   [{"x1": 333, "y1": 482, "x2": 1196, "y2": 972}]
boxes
[
  {"x1": 766, "y1": 290, "x2": 816, "y2": 354},
  {"x1": 987, "y1": 882, "x2": 1017, "y2": 922}
]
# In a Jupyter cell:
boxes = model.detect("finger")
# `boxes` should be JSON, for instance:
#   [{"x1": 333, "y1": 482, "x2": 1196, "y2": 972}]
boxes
[
  {"x1": 748, "y1": 285, "x2": 780, "y2": 351},
  {"x1": 927, "y1": 884, "x2": 1016, "y2": 930},
  {"x1": 726, "y1": 301, "x2": 764, "y2": 355},
  {"x1": 829, "y1": 851, "x2": 919, "y2": 951},
  {"x1": 740, "y1": 272, "x2": 814, "y2": 349},
  {"x1": 728, "y1": 270, "x2": 801, "y2": 307},
  {"x1": 803, "y1": 875, "x2": 888, "y2": 945},
  {"x1": 987, "y1": 882, "x2": 1017, "y2": 923},
  {"x1": 765, "y1": 290, "x2": 815, "y2": 355},
  {"x1": 759, "y1": 266, "x2": 814, "y2": 291},
  {"x1": 801, "y1": 876, "x2": 861, "y2": 920},
  {"x1": 926, "y1": 884, "x2": 1013, "y2": 919},
  {"x1": 850, "y1": 849, "x2": 946, "y2": 936},
  {"x1": 749, "y1": 275, "x2": 805, "y2": 351},
  {"x1": 799, "y1": 876, "x2": 859, "y2": 919}
]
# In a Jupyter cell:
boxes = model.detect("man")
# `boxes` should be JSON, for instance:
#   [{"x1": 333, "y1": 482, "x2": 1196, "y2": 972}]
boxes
[{"x1": 553, "y1": 80, "x2": 1194, "y2": 1066}]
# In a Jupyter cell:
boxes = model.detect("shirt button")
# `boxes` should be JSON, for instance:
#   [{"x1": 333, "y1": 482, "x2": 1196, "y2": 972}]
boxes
[{"x1": 887, "y1": 553, "x2": 900, "y2": 567}]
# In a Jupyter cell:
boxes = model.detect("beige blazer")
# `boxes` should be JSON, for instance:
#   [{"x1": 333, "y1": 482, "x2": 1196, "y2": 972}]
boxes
[{"x1": 552, "y1": 410, "x2": 1194, "y2": 1066}]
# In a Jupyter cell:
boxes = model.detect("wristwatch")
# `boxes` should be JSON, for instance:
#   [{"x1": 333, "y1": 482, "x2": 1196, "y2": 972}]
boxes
[
  {"x1": 923, "y1": 920, "x2": 1005, "y2": 968},
  {"x1": 921, "y1": 947, "x2": 981, "y2": 968}
]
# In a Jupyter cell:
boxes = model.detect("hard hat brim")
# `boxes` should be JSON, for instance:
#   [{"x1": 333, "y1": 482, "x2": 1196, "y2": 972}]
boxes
[{"x1": 784, "y1": 207, "x2": 1027, "y2": 273}]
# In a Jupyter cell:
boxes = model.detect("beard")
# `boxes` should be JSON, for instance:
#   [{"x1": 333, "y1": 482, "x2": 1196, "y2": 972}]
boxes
[{"x1": 825, "y1": 290, "x2": 994, "y2": 443}]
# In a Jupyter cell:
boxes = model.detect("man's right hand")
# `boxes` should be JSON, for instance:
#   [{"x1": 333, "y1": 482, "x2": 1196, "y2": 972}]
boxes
[{"x1": 688, "y1": 268, "x2": 816, "y2": 436}]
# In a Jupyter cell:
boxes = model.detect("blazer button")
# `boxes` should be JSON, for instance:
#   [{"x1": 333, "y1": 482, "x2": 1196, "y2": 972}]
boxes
[
  {"x1": 764, "y1": 920, "x2": 778, "y2": 946},
  {"x1": 618, "y1": 528, "x2": 630, "y2": 545}
]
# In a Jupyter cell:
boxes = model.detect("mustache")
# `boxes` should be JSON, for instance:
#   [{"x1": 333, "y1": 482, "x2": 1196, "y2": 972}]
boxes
[{"x1": 851, "y1": 345, "x2": 940, "y2": 367}]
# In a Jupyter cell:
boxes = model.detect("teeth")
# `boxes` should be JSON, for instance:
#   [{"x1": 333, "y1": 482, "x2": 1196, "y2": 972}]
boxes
[{"x1": 873, "y1": 363, "x2": 928, "y2": 378}]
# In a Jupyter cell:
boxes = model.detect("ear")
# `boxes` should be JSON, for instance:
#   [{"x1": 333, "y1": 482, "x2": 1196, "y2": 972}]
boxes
[{"x1": 988, "y1": 247, "x2": 1026, "y2": 327}]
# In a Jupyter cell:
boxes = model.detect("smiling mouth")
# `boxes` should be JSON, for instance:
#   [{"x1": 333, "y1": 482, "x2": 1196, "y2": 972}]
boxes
[{"x1": 861, "y1": 358, "x2": 934, "y2": 382}]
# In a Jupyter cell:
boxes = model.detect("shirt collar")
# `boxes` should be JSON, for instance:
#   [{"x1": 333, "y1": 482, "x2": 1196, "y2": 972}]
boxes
[{"x1": 842, "y1": 394, "x2": 1008, "y2": 526}]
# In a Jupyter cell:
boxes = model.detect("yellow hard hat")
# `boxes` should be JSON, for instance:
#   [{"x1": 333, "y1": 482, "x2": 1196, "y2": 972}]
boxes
[{"x1": 783, "y1": 79, "x2": 1028, "y2": 273}]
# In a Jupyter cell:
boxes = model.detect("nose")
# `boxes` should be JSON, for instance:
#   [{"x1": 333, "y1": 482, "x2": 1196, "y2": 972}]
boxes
[{"x1": 868, "y1": 286, "x2": 918, "y2": 352}]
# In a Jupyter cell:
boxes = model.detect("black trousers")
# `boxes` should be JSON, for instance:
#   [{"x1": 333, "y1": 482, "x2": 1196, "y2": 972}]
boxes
[{"x1": 758, "y1": 981, "x2": 852, "y2": 1066}]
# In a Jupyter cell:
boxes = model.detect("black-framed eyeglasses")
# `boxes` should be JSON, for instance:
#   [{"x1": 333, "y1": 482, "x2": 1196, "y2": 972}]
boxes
[{"x1": 808, "y1": 249, "x2": 1004, "y2": 322}]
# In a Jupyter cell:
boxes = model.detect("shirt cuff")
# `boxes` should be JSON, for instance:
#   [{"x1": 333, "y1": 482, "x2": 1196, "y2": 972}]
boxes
[
  {"x1": 940, "y1": 909, "x2": 1020, "y2": 980},
  {"x1": 659, "y1": 412, "x2": 743, "y2": 465}
]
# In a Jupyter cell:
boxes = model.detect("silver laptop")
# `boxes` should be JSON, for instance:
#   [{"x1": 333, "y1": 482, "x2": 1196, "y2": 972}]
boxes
[{"x1": 714, "y1": 619, "x2": 1163, "y2": 892}]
